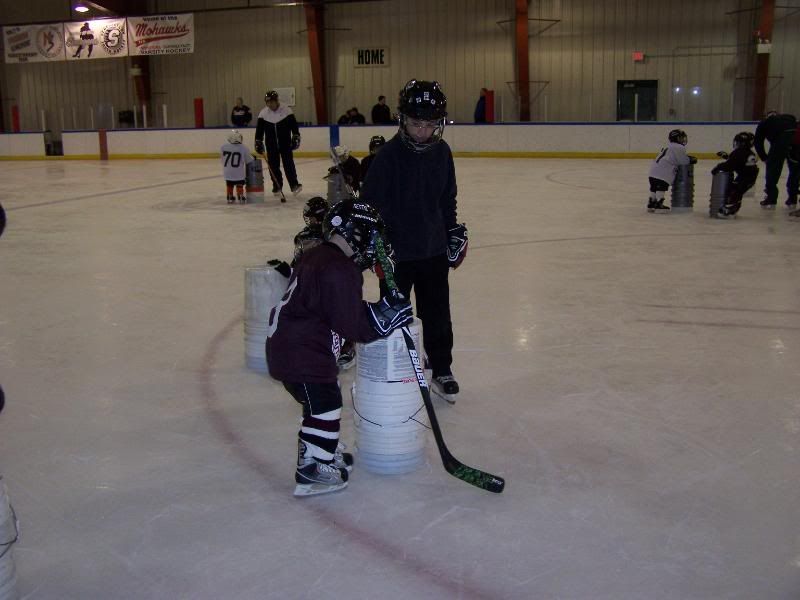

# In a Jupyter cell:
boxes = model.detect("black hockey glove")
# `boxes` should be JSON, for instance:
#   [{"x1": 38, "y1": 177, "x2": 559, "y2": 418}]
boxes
[
  {"x1": 688, "y1": 155, "x2": 698, "y2": 165},
  {"x1": 716, "y1": 151, "x2": 729, "y2": 160},
  {"x1": 255, "y1": 140, "x2": 265, "y2": 155},
  {"x1": 367, "y1": 294, "x2": 413, "y2": 336},
  {"x1": 291, "y1": 134, "x2": 301, "y2": 151},
  {"x1": 267, "y1": 258, "x2": 291, "y2": 278},
  {"x1": 446, "y1": 223, "x2": 468, "y2": 269}
]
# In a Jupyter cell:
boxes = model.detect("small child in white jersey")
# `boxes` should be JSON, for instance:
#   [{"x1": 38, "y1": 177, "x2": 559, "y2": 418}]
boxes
[
  {"x1": 647, "y1": 129, "x2": 697, "y2": 213},
  {"x1": 220, "y1": 130, "x2": 254, "y2": 204}
]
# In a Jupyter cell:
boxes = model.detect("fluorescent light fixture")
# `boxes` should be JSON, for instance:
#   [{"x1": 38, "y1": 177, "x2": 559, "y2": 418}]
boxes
[
  {"x1": 674, "y1": 86, "x2": 681, "y2": 93},
  {"x1": 74, "y1": 4, "x2": 89, "y2": 11},
  {"x1": 691, "y1": 87, "x2": 701, "y2": 96}
]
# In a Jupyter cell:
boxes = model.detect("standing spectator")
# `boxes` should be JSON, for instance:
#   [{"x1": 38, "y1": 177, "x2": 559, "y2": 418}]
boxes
[
  {"x1": 0, "y1": 202, "x2": 5, "y2": 238},
  {"x1": 255, "y1": 90, "x2": 303, "y2": 195},
  {"x1": 266, "y1": 200, "x2": 413, "y2": 496},
  {"x1": 230, "y1": 97, "x2": 252, "y2": 127},
  {"x1": 371, "y1": 96, "x2": 393, "y2": 124},
  {"x1": 361, "y1": 79, "x2": 468, "y2": 403},
  {"x1": 754, "y1": 110, "x2": 798, "y2": 208},
  {"x1": 474, "y1": 88, "x2": 488, "y2": 123}
]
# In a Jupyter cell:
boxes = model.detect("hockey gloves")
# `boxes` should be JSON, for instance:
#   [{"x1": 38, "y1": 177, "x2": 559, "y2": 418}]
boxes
[
  {"x1": 267, "y1": 259, "x2": 292, "y2": 279},
  {"x1": 291, "y1": 134, "x2": 301, "y2": 151},
  {"x1": 367, "y1": 294, "x2": 413, "y2": 336},
  {"x1": 446, "y1": 223, "x2": 468, "y2": 269},
  {"x1": 688, "y1": 155, "x2": 698, "y2": 165},
  {"x1": 255, "y1": 140, "x2": 265, "y2": 155}
]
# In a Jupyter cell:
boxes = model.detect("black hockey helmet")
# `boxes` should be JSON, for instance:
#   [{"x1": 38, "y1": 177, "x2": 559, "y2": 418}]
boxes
[
  {"x1": 265, "y1": 90, "x2": 279, "y2": 103},
  {"x1": 733, "y1": 131, "x2": 754, "y2": 149},
  {"x1": 397, "y1": 79, "x2": 447, "y2": 152},
  {"x1": 303, "y1": 196, "x2": 329, "y2": 226},
  {"x1": 668, "y1": 129, "x2": 688, "y2": 145},
  {"x1": 323, "y1": 199, "x2": 385, "y2": 270},
  {"x1": 368, "y1": 135, "x2": 386, "y2": 154}
]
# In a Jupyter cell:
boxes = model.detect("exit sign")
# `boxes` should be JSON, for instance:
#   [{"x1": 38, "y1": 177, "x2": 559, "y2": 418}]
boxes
[
  {"x1": 354, "y1": 47, "x2": 389, "y2": 68},
  {"x1": 632, "y1": 51, "x2": 645, "y2": 62}
]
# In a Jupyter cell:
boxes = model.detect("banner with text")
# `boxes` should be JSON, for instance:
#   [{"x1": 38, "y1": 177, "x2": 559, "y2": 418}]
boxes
[
  {"x1": 4, "y1": 23, "x2": 65, "y2": 63},
  {"x1": 65, "y1": 19, "x2": 128, "y2": 60},
  {"x1": 127, "y1": 14, "x2": 194, "y2": 56}
]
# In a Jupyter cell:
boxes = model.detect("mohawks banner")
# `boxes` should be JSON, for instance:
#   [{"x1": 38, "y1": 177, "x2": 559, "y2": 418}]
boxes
[
  {"x1": 127, "y1": 14, "x2": 194, "y2": 56},
  {"x1": 65, "y1": 18, "x2": 128, "y2": 60},
  {"x1": 3, "y1": 23, "x2": 65, "y2": 63}
]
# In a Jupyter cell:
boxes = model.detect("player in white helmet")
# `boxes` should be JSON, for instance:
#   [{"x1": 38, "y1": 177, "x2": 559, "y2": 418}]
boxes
[{"x1": 220, "y1": 129, "x2": 254, "y2": 204}]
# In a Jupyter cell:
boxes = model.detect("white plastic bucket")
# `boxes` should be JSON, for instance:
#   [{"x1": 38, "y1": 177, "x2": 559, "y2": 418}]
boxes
[
  {"x1": 244, "y1": 266, "x2": 288, "y2": 372},
  {"x1": 353, "y1": 320, "x2": 428, "y2": 474}
]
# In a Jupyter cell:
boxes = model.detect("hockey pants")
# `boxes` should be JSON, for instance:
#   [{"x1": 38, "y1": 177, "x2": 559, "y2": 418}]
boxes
[
  {"x1": 764, "y1": 130, "x2": 797, "y2": 202},
  {"x1": 266, "y1": 148, "x2": 299, "y2": 190}
]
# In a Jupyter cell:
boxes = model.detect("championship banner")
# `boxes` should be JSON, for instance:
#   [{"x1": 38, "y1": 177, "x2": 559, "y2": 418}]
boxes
[
  {"x1": 4, "y1": 23, "x2": 65, "y2": 63},
  {"x1": 127, "y1": 14, "x2": 194, "y2": 56},
  {"x1": 65, "y1": 18, "x2": 127, "y2": 61}
]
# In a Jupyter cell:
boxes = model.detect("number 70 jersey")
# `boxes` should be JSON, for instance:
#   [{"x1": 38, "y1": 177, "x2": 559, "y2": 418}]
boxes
[{"x1": 220, "y1": 142, "x2": 254, "y2": 181}]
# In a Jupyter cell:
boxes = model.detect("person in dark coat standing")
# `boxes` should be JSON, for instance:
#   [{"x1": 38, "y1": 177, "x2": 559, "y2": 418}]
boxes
[
  {"x1": 371, "y1": 96, "x2": 393, "y2": 124},
  {"x1": 754, "y1": 110, "x2": 798, "y2": 208},
  {"x1": 474, "y1": 88, "x2": 488, "y2": 123},
  {"x1": 255, "y1": 90, "x2": 303, "y2": 195},
  {"x1": 230, "y1": 97, "x2": 252, "y2": 127}
]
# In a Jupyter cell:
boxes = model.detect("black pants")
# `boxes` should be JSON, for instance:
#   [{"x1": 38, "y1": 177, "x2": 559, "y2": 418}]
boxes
[
  {"x1": 266, "y1": 147, "x2": 299, "y2": 189},
  {"x1": 283, "y1": 382, "x2": 341, "y2": 463},
  {"x1": 764, "y1": 130, "x2": 797, "y2": 202},
  {"x1": 381, "y1": 253, "x2": 453, "y2": 378}
]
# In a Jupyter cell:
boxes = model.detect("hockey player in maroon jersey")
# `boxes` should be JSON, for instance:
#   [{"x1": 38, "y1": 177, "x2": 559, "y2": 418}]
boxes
[
  {"x1": 711, "y1": 132, "x2": 759, "y2": 218},
  {"x1": 266, "y1": 200, "x2": 413, "y2": 496}
]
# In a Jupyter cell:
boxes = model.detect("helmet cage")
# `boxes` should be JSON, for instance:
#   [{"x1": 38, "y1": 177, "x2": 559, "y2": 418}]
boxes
[
  {"x1": 397, "y1": 79, "x2": 447, "y2": 153},
  {"x1": 323, "y1": 200, "x2": 385, "y2": 270},
  {"x1": 303, "y1": 197, "x2": 329, "y2": 226}
]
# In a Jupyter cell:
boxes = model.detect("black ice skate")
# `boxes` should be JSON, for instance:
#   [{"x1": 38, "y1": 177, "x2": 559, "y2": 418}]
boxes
[
  {"x1": 789, "y1": 208, "x2": 800, "y2": 219},
  {"x1": 227, "y1": 195, "x2": 235, "y2": 204},
  {"x1": 718, "y1": 203, "x2": 740, "y2": 219},
  {"x1": 238, "y1": 196, "x2": 247, "y2": 204},
  {"x1": 760, "y1": 198, "x2": 777, "y2": 209},
  {"x1": 647, "y1": 199, "x2": 670, "y2": 213},
  {"x1": 432, "y1": 374, "x2": 459, "y2": 405},
  {"x1": 290, "y1": 183, "x2": 303, "y2": 195},
  {"x1": 786, "y1": 198, "x2": 798, "y2": 209},
  {"x1": 272, "y1": 183, "x2": 282, "y2": 196}
]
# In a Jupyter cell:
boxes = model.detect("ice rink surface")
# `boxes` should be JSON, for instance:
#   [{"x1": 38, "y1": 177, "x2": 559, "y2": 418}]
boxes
[{"x1": 1, "y1": 156, "x2": 799, "y2": 599}]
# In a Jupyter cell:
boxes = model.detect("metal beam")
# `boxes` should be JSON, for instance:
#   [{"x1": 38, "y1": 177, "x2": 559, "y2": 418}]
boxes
[
  {"x1": 515, "y1": 0, "x2": 530, "y2": 121},
  {"x1": 305, "y1": 4, "x2": 328, "y2": 125}
]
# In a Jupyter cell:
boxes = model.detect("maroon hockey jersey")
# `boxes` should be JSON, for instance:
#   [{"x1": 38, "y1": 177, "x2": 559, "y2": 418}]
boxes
[{"x1": 266, "y1": 242, "x2": 380, "y2": 383}]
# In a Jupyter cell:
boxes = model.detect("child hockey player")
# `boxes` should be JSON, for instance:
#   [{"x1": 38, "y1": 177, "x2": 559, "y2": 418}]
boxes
[
  {"x1": 359, "y1": 135, "x2": 386, "y2": 181},
  {"x1": 711, "y1": 132, "x2": 759, "y2": 218},
  {"x1": 266, "y1": 200, "x2": 413, "y2": 496},
  {"x1": 220, "y1": 130, "x2": 254, "y2": 204},
  {"x1": 647, "y1": 129, "x2": 697, "y2": 213},
  {"x1": 325, "y1": 145, "x2": 361, "y2": 195}
]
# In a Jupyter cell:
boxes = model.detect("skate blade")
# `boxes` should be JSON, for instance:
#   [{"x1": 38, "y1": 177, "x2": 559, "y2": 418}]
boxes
[
  {"x1": 761, "y1": 205, "x2": 777, "y2": 210},
  {"x1": 292, "y1": 187, "x2": 303, "y2": 196},
  {"x1": 293, "y1": 481, "x2": 347, "y2": 497},
  {"x1": 431, "y1": 387, "x2": 457, "y2": 405}
]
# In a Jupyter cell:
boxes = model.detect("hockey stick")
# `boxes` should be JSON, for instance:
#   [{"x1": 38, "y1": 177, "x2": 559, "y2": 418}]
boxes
[
  {"x1": 256, "y1": 150, "x2": 287, "y2": 203},
  {"x1": 329, "y1": 146, "x2": 358, "y2": 200},
  {"x1": 375, "y1": 238, "x2": 505, "y2": 494}
]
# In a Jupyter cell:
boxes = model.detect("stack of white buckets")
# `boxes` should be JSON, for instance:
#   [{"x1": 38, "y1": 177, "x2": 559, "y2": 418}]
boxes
[
  {"x1": 353, "y1": 319, "x2": 428, "y2": 474},
  {"x1": 244, "y1": 266, "x2": 288, "y2": 372},
  {"x1": 245, "y1": 265, "x2": 428, "y2": 475}
]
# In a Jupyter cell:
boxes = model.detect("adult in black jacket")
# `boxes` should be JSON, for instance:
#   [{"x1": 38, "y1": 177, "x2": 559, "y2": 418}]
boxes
[
  {"x1": 230, "y1": 97, "x2": 252, "y2": 127},
  {"x1": 754, "y1": 111, "x2": 798, "y2": 208},
  {"x1": 361, "y1": 80, "x2": 468, "y2": 403},
  {"x1": 371, "y1": 96, "x2": 393, "y2": 124},
  {"x1": 255, "y1": 90, "x2": 302, "y2": 195}
]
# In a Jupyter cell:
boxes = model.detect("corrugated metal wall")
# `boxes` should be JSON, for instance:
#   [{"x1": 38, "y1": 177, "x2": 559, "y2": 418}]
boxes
[{"x1": 1, "y1": 0, "x2": 797, "y2": 131}]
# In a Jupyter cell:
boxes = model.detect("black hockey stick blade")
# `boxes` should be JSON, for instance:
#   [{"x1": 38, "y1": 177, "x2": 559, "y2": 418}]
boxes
[
  {"x1": 258, "y1": 151, "x2": 287, "y2": 203},
  {"x1": 376, "y1": 238, "x2": 505, "y2": 493}
]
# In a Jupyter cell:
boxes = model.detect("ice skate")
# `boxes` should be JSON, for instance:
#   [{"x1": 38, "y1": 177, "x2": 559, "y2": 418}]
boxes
[
  {"x1": 290, "y1": 183, "x2": 303, "y2": 195},
  {"x1": 227, "y1": 195, "x2": 235, "y2": 204},
  {"x1": 789, "y1": 208, "x2": 800, "y2": 219},
  {"x1": 272, "y1": 183, "x2": 282, "y2": 197},
  {"x1": 432, "y1": 374, "x2": 459, "y2": 404},
  {"x1": 238, "y1": 196, "x2": 247, "y2": 204},
  {"x1": 647, "y1": 198, "x2": 670, "y2": 213},
  {"x1": 717, "y1": 202, "x2": 740, "y2": 219},
  {"x1": 786, "y1": 198, "x2": 798, "y2": 209},
  {"x1": 294, "y1": 440, "x2": 348, "y2": 496},
  {"x1": 760, "y1": 198, "x2": 777, "y2": 210},
  {"x1": 334, "y1": 441, "x2": 354, "y2": 472}
]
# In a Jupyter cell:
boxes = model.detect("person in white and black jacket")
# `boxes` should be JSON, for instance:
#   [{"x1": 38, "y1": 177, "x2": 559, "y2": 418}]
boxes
[{"x1": 255, "y1": 90, "x2": 302, "y2": 195}]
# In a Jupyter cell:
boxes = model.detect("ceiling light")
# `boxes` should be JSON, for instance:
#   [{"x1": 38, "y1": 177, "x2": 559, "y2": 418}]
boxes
[{"x1": 74, "y1": 4, "x2": 89, "y2": 12}]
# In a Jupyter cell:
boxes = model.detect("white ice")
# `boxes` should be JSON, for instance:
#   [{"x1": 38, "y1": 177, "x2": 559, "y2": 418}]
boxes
[{"x1": 1, "y1": 157, "x2": 799, "y2": 599}]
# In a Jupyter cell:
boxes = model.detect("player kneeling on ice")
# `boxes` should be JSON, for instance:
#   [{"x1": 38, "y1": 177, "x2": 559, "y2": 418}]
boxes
[
  {"x1": 712, "y1": 132, "x2": 759, "y2": 218},
  {"x1": 266, "y1": 200, "x2": 413, "y2": 496},
  {"x1": 220, "y1": 130, "x2": 254, "y2": 204},
  {"x1": 647, "y1": 129, "x2": 697, "y2": 213}
]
